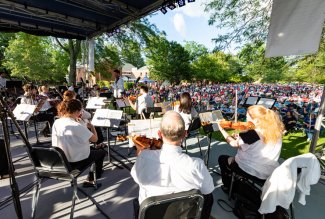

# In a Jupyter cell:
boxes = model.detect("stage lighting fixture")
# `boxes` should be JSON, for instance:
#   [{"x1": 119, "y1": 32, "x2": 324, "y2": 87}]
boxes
[
  {"x1": 177, "y1": 0, "x2": 186, "y2": 7},
  {"x1": 167, "y1": 3, "x2": 176, "y2": 10},
  {"x1": 160, "y1": 7, "x2": 167, "y2": 14},
  {"x1": 188, "y1": 0, "x2": 195, "y2": 2}
]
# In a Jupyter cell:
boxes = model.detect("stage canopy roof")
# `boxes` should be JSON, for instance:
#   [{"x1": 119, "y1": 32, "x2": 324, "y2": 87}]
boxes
[{"x1": 0, "y1": 0, "x2": 172, "y2": 40}]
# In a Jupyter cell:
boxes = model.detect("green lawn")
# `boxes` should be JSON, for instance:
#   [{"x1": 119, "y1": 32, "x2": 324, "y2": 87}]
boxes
[{"x1": 201, "y1": 128, "x2": 325, "y2": 159}]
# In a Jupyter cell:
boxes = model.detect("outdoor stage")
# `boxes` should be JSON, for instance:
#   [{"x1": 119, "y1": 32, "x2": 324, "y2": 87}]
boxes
[{"x1": 1, "y1": 126, "x2": 325, "y2": 219}]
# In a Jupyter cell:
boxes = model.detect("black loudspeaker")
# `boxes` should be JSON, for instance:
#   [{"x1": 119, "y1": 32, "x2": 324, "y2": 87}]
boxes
[{"x1": 0, "y1": 139, "x2": 9, "y2": 176}]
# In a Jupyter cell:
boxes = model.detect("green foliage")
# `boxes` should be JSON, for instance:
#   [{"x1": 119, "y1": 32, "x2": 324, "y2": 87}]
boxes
[
  {"x1": 146, "y1": 38, "x2": 191, "y2": 83},
  {"x1": 97, "y1": 80, "x2": 110, "y2": 88},
  {"x1": 238, "y1": 41, "x2": 288, "y2": 82},
  {"x1": 124, "y1": 82, "x2": 134, "y2": 90},
  {"x1": 0, "y1": 33, "x2": 15, "y2": 68},
  {"x1": 205, "y1": 0, "x2": 272, "y2": 50},
  {"x1": 3, "y1": 33, "x2": 67, "y2": 82},
  {"x1": 184, "y1": 41, "x2": 209, "y2": 61},
  {"x1": 191, "y1": 51, "x2": 241, "y2": 82}
]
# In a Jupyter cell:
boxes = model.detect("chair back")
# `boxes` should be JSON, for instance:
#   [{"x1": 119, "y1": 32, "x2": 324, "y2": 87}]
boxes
[
  {"x1": 139, "y1": 189, "x2": 204, "y2": 219},
  {"x1": 188, "y1": 117, "x2": 201, "y2": 132},
  {"x1": 30, "y1": 146, "x2": 73, "y2": 179}
]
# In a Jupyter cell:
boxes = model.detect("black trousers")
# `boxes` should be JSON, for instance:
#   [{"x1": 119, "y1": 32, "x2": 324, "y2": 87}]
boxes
[
  {"x1": 69, "y1": 148, "x2": 106, "y2": 181},
  {"x1": 218, "y1": 155, "x2": 264, "y2": 188},
  {"x1": 95, "y1": 126, "x2": 104, "y2": 144},
  {"x1": 133, "y1": 193, "x2": 213, "y2": 219}
]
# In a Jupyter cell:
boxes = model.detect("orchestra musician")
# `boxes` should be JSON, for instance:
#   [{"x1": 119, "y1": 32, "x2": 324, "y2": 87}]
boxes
[
  {"x1": 217, "y1": 105, "x2": 285, "y2": 193},
  {"x1": 52, "y1": 99, "x2": 105, "y2": 187},
  {"x1": 0, "y1": 71, "x2": 7, "y2": 89},
  {"x1": 59, "y1": 90, "x2": 105, "y2": 148},
  {"x1": 131, "y1": 111, "x2": 214, "y2": 219},
  {"x1": 112, "y1": 69, "x2": 124, "y2": 99},
  {"x1": 20, "y1": 83, "x2": 55, "y2": 137},
  {"x1": 174, "y1": 92, "x2": 198, "y2": 131},
  {"x1": 126, "y1": 85, "x2": 154, "y2": 119}
]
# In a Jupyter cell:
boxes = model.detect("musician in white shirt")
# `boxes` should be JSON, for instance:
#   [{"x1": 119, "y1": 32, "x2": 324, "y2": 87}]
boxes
[
  {"x1": 127, "y1": 85, "x2": 154, "y2": 118},
  {"x1": 112, "y1": 69, "x2": 124, "y2": 98},
  {"x1": 131, "y1": 111, "x2": 214, "y2": 219}
]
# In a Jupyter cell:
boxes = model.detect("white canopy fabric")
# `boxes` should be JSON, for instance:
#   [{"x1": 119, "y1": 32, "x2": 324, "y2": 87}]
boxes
[{"x1": 266, "y1": 0, "x2": 325, "y2": 57}]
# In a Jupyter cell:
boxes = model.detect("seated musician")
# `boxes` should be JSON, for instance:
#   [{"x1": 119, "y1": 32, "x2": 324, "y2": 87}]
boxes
[
  {"x1": 52, "y1": 99, "x2": 106, "y2": 187},
  {"x1": 59, "y1": 90, "x2": 105, "y2": 148},
  {"x1": 127, "y1": 85, "x2": 154, "y2": 119},
  {"x1": 20, "y1": 83, "x2": 55, "y2": 137},
  {"x1": 217, "y1": 105, "x2": 284, "y2": 193},
  {"x1": 39, "y1": 85, "x2": 58, "y2": 115},
  {"x1": 131, "y1": 111, "x2": 214, "y2": 219},
  {"x1": 174, "y1": 92, "x2": 198, "y2": 131}
]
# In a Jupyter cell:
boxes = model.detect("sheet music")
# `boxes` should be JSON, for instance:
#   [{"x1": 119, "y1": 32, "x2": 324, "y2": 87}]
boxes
[
  {"x1": 128, "y1": 118, "x2": 162, "y2": 147},
  {"x1": 199, "y1": 111, "x2": 219, "y2": 131},
  {"x1": 91, "y1": 109, "x2": 123, "y2": 127},
  {"x1": 13, "y1": 104, "x2": 37, "y2": 121},
  {"x1": 86, "y1": 97, "x2": 106, "y2": 109},
  {"x1": 154, "y1": 102, "x2": 171, "y2": 114}
]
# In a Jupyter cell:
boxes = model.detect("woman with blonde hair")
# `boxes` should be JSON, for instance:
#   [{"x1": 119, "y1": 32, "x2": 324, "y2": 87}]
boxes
[{"x1": 217, "y1": 105, "x2": 285, "y2": 192}]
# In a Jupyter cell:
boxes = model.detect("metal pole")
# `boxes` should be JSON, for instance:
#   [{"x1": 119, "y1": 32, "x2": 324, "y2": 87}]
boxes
[{"x1": 310, "y1": 84, "x2": 325, "y2": 153}]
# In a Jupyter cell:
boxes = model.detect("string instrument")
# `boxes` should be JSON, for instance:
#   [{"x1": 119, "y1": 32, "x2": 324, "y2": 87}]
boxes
[
  {"x1": 128, "y1": 94, "x2": 142, "y2": 102},
  {"x1": 131, "y1": 135, "x2": 163, "y2": 155},
  {"x1": 219, "y1": 120, "x2": 255, "y2": 131},
  {"x1": 34, "y1": 95, "x2": 48, "y2": 113}
]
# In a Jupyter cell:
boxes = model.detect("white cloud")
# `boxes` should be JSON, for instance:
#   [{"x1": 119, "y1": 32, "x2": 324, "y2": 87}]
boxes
[
  {"x1": 173, "y1": 13, "x2": 186, "y2": 38},
  {"x1": 177, "y1": 0, "x2": 210, "y2": 19}
]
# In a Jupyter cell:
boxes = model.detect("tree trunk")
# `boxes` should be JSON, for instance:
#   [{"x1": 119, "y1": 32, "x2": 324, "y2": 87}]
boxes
[{"x1": 68, "y1": 39, "x2": 81, "y2": 84}]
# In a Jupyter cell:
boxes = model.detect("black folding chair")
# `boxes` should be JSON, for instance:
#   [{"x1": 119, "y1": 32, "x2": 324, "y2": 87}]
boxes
[
  {"x1": 184, "y1": 117, "x2": 202, "y2": 155},
  {"x1": 138, "y1": 189, "x2": 204, "y2": 219},
  {"x1": 29, "y1": 146, "x2": 106, "y2": 219}
]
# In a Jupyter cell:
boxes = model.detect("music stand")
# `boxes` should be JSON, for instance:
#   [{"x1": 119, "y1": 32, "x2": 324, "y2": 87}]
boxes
[
  {"x1": 257, "y1": 98, "x2": 276, "y2": 109},
  {"x1": 244, "y1": 96, "x2": 259, "y2": 107},
  {"x1": 92, "y1": 109, "x2": 131, "y2": 170},
  {"x1": 86, "y1": 97, "x2": 106, "y2": 109}
]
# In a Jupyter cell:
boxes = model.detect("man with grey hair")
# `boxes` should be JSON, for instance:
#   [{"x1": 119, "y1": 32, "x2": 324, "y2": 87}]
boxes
[{"x1": 131, "y1": 111, "x2": 214, "y2": 219}]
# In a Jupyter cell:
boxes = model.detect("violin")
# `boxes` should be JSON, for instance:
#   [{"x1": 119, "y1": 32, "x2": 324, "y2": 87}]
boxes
[
  {"x1": 128, "y1": 94, "x2": 142, "y2": 102},
  {"x1": 131, "y1": 135, "x2": 163, "y2": 155},
  {"x1": 219, "y1": 120, "x2": 255, "y2": 131}
]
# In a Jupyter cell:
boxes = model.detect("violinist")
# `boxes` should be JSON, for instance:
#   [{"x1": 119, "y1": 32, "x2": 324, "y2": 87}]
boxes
[
  {"x1": 20, "y1": 83, "x2": 55, "y2": 137},
  {"x1": 217, "y1": 105, "x2": 284, "y2": 193},
  {"x1": 52, "y1": 99, "x2": 105, "y2": 187},
  {"x1": 126, "y1": 85, "x2": 154, "y2": 119},
  {"x1": 174, "y1": 92, "x2": 198, "y2": 131},
  {"x1": 58, "y1": 90, "x2": 105, "y2": 148}
]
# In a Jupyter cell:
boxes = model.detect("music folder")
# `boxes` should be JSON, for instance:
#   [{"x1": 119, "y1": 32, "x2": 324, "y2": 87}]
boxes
[
  {"x1": 116, "y1": 98, "x2": 130, "y2": 108},
  {"x1": 199, "y1": 110, "x2": 224, "y2": 132},
  {"x1": 13, "y1": 104, "x2": 37, "y2": 121},
  {"x1": 91, "y1": 109, "x2": 123, "y2": 127}
]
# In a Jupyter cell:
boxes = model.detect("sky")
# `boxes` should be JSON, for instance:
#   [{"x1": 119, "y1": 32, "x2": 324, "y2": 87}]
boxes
[{"x1": 146, "y1": 0, "x2": 222, "y2": 52}]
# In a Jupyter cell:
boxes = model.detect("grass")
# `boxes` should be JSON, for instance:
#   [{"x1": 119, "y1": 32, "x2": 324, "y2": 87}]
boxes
[{"x1": 200, "y1": 128, "x2": 325, "y2": 160}]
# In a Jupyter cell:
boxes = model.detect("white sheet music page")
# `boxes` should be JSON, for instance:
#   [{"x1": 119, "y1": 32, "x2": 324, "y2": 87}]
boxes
[
  {"x1": 266, "y1": 0, "x2": 325, "y2": 57},
  {"x1": 92, "y1": 109, "x2": 123, "y2": 127},
  {"x1": 86, "y1": 97, "x2": 106, "y2": 109},
  {"x1": 13, "y1": 104, "x2": 37, "y2": 121}
]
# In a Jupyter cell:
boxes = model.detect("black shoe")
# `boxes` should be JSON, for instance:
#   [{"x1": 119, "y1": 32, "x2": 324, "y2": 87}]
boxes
[
  {"x1": 221, "y1": 185, "x2": 229, "y2": 194},
  {"x1": 82, "y1": 181, "x2": 102, "y2": 189}
]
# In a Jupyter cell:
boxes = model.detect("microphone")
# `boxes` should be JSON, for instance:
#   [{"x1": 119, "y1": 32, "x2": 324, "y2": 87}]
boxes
[{"x1": 135, "y1": 77, "x2": 141, "y2": 85}]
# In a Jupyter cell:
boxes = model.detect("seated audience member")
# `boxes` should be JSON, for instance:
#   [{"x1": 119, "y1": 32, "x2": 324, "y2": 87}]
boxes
[
  {"x1": 217, "y1": 105, "x2": 285, "y2": 192},
  {"x1": 303, "y1": 113, "x2": 316, "y2": 141},
  {"x1": 283, "y1": 111, "x2": 297, "y2": 132},
  {"x1": 174, "y1": 92, "x2": 198, "y2": 130},
  {"x1": 127, "y1": 85, "x2": 154, "y2": 119},
  {"x1": 59, "y1": 90, "x2": 105, "y2": 148},
  {"x1": 131, "y1": 111, "x2": 214, "y2": 219},
  {"x1": 52, "y1": 99, "x2": 105, "y2": 187}
]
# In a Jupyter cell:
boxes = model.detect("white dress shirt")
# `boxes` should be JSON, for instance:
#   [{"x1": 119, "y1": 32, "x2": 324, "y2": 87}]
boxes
[
  {"x1": 136, "y1": 93, "x2": 154, "y2": 114},
  {"x1": 52, "y1": 117, "x2": 92, "y2": 162},
  {"x1": 131, "y1": 143, "x2": 215, "y2": 203},
  {"x1": 112, "y1": 77, "x2": 124, "y2": 98}
]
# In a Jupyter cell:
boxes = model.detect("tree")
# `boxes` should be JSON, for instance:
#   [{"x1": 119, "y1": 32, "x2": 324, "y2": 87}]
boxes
[
  {"x1": 205, "y1": 0, "x2": 272, "y2": 50},
  {"x1": 55, "y1": 38, "x2": 81, "y2": 84},
  {"x1": 3, "y1": 33, "x2": 54, "y2": 81},
  {"x1": 184, "y1": 41, "x2": 209, "y2": 61},
  {"x1": 146, "y1": 38, "x2": 191, "y2": 83},
  {"x1": 191, "y1": 51, "x2": 240, "y2": 82},
  {"x1": 238, "y1": 41, "x2": 287, "y2": 82},
  {"x1": 0, "y1": 33, "x2": 15, "y2": 69}
]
